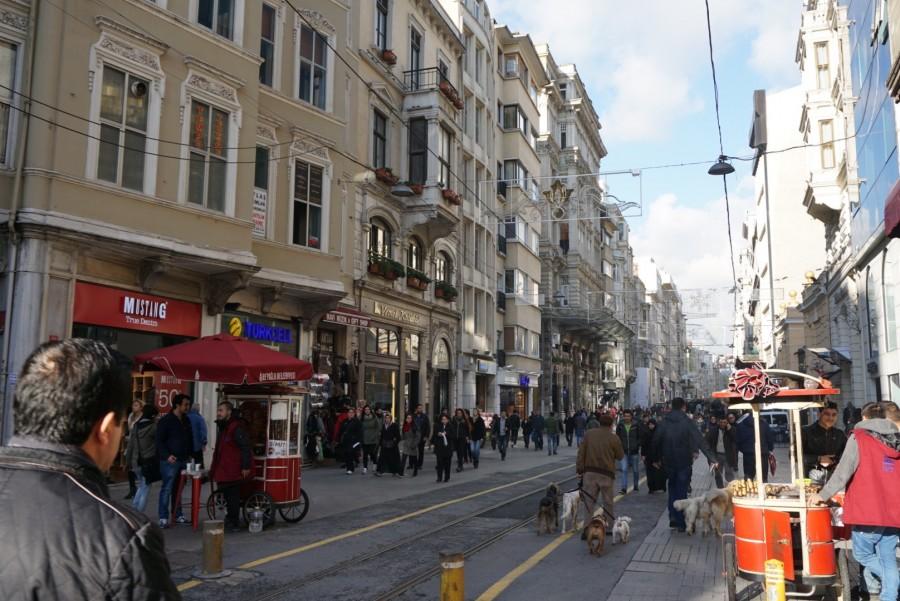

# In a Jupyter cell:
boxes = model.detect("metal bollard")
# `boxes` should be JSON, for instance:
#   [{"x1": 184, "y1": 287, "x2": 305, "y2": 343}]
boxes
[
  {"x1": 439, "y1": 551, "x2": 464, "y2": 601},
  {"x1": 201, "y1": 520, "x2": 226, "y2": 577},
  {"x1": 764, "y1": 559, "x2": 786, "y2": 601}
]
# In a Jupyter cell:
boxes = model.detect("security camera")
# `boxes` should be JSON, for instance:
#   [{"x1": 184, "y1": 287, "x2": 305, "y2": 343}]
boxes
[{"x1": 130, "y1": 80, "x2": 148, "y2": 98}]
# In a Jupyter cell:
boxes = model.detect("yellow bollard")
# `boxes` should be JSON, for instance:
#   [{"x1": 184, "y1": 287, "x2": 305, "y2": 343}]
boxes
[
  {"x1": 440, "y1": 551, "x2": 464, "y2": 601},
  {"x1": 764, "y1": 559, "x2": 786, "y2": 601}
]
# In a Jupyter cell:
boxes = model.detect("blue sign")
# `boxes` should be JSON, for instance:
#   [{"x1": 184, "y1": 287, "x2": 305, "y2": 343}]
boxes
[
  {"x1": 225, "y1": 313, "x2": 293, "y2": 345},
  {"x1": 519, "y1": 374, "x2": 530, "y2": 388}
]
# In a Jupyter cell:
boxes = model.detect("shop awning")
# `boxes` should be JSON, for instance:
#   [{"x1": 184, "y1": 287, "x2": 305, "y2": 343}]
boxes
[
  {"x1": 796, "y1": 346, "x2": 851, "y2": 364},
  {"x1": 321, "y1": 307, "x2": 370, "y2": 328}
]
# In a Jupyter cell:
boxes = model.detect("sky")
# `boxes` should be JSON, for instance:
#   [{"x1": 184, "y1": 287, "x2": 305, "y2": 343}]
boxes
[{"x1": 490, "y1": 0, "x2": 804, "y2": 354}]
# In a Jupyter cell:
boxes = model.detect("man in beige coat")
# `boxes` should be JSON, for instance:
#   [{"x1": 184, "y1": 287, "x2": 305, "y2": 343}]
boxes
[{"x1": 577, "y1": 413, "x2": 624, "y2": 531}]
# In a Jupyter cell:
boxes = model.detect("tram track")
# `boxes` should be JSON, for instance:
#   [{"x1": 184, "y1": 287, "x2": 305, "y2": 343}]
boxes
[{"x1": 244, "y1": 473, "x2": 580, "y2": 601}]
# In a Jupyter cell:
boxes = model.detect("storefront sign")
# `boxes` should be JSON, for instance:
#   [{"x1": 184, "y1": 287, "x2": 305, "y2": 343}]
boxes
[
  {"x1": 73, "y1": 282, "x2": 201, "y2": 337},
  {"x1": 252, "y1": 188, "x2": 267, "y2": 237},
  {"x1": 222, "y1": 312, "x2": 297, "y2": 356},
  {"x1": 519, "y1": 374, "x2": 530, "y2": 388},
  {"x1": 323, "y1": 307, "x2": 370, "y2": 327},
  {"x1": 373, "y1": 301, "x2": 422, "y2": 326},
  {"x1": 477, "y1": 360, "x2": 497, "y2": 375},
  {"x1": 155, "y1": 373, "x2": 189, "y2": 414}
]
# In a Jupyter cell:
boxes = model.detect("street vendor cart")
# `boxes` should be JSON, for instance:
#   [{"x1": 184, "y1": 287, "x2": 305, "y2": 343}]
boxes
[{"x1": 713, "y1": 367, "x2": 851, "y2": 601}]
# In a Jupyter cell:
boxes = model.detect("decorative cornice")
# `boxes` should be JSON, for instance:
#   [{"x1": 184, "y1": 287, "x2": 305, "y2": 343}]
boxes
[
  {"x1": 290, "y1": 133, "x2": 330, "y2": 161},
  {"x1": 97, "y1": 34, "x2": 163, "y2": 73},
  {"x1": 256, "y1": 124, "x2": 277, "y2": 142},
  {"x1": 94, "y1": 16, "x2": 168, "y2": 51},
  {"x1": 183, "y1": 56, "x2": 246, "y2": 89},
  {"x1": 0, "y1": 8, "x2": 28, "y2": 32},
  {"x1": 185, "y1": 71, "x2": 239, "y2": 104},
  {"x1": 296, "y1": 9, "x2": 335, "y2": 35}
]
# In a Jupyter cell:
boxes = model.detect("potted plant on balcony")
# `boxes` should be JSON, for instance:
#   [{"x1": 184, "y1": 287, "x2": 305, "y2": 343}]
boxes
[
  {"x1": 404, "y1": 181, "x2": 424, "y2": 195},
  {"x1": 375, "y1": 167, "x2": 399, "y2": 186},
  {"x1": 382, "y1": 257, "x2": 406, "y2": 281},
  {"x1": 368, "y1": 251, "x2": 383, "y2": 275},
  {"x1": 406, "y1": 267, "x2": 431, "y2": 291},
  {"x1": 434, "y1": 281, "x2": 458, "y2": 302},
  {"x1": 381, "y1": 49, "x2": 397, "y2": 65},
  {"x1": 441, "y1": 188, "x2": 461, "y2": 205},
  {"x1": 453, "y1": 97, "x2": 464, "y2": 110},
  {"x1": 439, "y1": 79, "x2": 452, "y2": 97}
]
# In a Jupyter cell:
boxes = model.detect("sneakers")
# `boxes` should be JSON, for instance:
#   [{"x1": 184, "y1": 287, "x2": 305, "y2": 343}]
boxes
[
  {"x1": 158, "y1": 519, "x2": 169, "y2": 529},
  {"x1": 175, "y1": 515, "x2": 188, "y2": 525},
  {"x1": 346, "y1": 470, "x2": 353, "y2": 475},
  {"x1": 619, "y1": 489, "x2": 627, "y2": 495},
  {"x1": 362, "y1": 467, "x2": 368, "y2": 475},
  {"x1": 124, "y1": 493, "x2": 134, "y2": 501}
]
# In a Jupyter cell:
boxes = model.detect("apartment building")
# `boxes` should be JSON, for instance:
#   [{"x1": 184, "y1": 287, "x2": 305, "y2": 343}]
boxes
[{"x1": 0, "y1": 0, "x2": 360, "y2": 431}]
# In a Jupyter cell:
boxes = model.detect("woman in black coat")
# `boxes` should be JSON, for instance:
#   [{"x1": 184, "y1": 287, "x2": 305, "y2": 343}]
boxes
[
  {"x1": 469, "y1": 408, "x2": 486, "y2": 469},
  {"x1": 431, "y1": 414, "x2": 453, "y2": 483},
  {"x1": 641, "y1": 418, "x2": 666, "y2": 493},
  {"x1": 376, "y1": 413, "x2": 402, "y2": 476}
]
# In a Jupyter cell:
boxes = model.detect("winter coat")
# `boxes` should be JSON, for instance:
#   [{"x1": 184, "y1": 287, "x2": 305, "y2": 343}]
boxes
[
  {"x1": 339, "y1": 417, "x2": 363, "y2": 450},
  {"x1": 802, "y1": 422, "x2": 847, "y2": 475},
  {"x1": 616, "y1": 422, "x2": 641, "y2": 454},
  {"x1": 210, "y1": 417, "x2": 252, "y2": 483},
  {"x1": 379, "y1": 422, "x2": 401, "y2": 449},
  {"x1": 652, "y1": 410, "x2": 716, "y2": 470},
  {"x1": 640, "y1": 426, "x2": 660, "y2": 462},
  {"x1": 531, "y1": 415, "x2": 545, "y2": 434},
  {"x1": 125, "y1": 418, "x2": 158, "y2": 472},
  {"x1": 449, "y1": 416, "x2": 470, "y2": 442},
  {"x1": 414, "y1": 412, "x2": 431, "y2": 439},
  {"x1": 545, "y1": 415, "x2": 561, "y2": 435},
  {"x1": 735, "y1": 414, "x2": 774, "y2": 455},
  {"x1": 186, "y1": 408, "x2": 207, "y2": 454},
  {"x1": 431, "y1": 423, "x2": 453, "y2": 457},
  {"x1": 361, "y1": 414, "x2": 381, "y2": 446},
  {"x1": 0, "y1": 439, "x2": 181, "y2": 600},
  {"x1": 156, "y1": 411, "x2": 192, "y2": 462},
  {"x1": 507, "y1": 414, "x2": 521, "y2": 431},
  {"x1": 576, "y1": 427, "x2": 624, "y2": 477},
  {"x1": 522, "y1": 417, "x2": 533, "y2": 436},
  {"x1": 574, "y1": 413, "x2": 587, "y2": 435},
  {"x1": 491, "y1": 415, "x2": 508, "y2": 437},
  {"x1": 400, "y1": 425, "x2": 420, "y2": 456},
  {"x1": 564, "y1": 415, "x2": 576, "y2": 434},
  {"x1": 471, "y1": 417, "x2": 486, "y2": 441},
  {"x1": 704, "y1": 424, "x2": 738, "y2": 467}
]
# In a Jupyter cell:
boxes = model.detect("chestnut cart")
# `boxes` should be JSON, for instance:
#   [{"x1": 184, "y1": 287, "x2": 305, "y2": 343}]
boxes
[
  {"x1": 206, "y1": 388, "x2": 311, "y2": 526},
  {"x1": 712, "y1": 368, "x2": 852, "y2": 601}
]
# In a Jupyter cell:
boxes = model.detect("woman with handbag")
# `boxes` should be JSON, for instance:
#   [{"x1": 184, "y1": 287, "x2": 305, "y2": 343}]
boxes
[
  {"x1": 375, "y1": 413, "x2": 402, "y2": 477},
  {"x1": 125, "y1": 404, "x2": 160, "y2": 512}
]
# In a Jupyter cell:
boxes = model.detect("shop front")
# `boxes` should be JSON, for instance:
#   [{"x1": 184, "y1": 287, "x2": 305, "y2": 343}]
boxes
[
  {"x1": 222, "y1": 311, "x2": 299, "y2": 357},
  {"x1": 475, "y1": 359, "x2": 496, "y2": 412},
  {"x1": 317, "y1": 307, "x2": 369, "y2": 405},
  {"x1": 497, "y1": 370, "x2": 538, "y2": 416},
  {"x1": 72, "y1": 281, "x2": 202, "y2": 414}
]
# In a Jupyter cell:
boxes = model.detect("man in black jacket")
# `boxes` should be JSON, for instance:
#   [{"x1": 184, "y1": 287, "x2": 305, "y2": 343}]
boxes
[
  {"x1": 802, "y1": 401, "x2": 847, "y2": 477},
  {"x1": 413, "y1": 403, "x2": 431, "y2": 470},
  {"x1": 156, "y1": 394, "x2": 193, "y2": 528},
  {"x1": 338, "y1": 407, "x2": 362, "y2": 474},
  {"x1": 705, "y1": 415, "x2": 737, "y2": 487},
  {"x1": 0, "y1": 339, "x2": 180, "y2": 600},
  {"x1": 616, "y1": 409, "x2": 642, "y2": 494}
]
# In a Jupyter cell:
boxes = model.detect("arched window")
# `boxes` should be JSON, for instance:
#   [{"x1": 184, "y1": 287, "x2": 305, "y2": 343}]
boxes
[
  {"x1": 884, "y1": 243, "x2": 900, "y2": 351},
  {"x1": 407, "y1": 238, "x2": 424, "y2": 271},
  {"x1": 370, "y1": 218, "x2": 392, "y2": 258},
  {"x1": 433, "y1": 339, "x2": 450, "y2": 369},
  {"x1": 435, "y1": 251, "x2": 452, "y2": 283}
]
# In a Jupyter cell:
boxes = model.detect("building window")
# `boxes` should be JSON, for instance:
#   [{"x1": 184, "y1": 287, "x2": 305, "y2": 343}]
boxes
[
  {"x1": 292, "y1": 160, "x2": 323, "y2": 248},
  {"x1": 504, "y1": 159, "x2": 527, "y2": 188},
  {"x1": 198, "y1": 0, "x2": 234, "y2": 40},
  {"x1": 475, "y1": 45, "x2": 483, "y2": 84},
  {"x1": 407, "y1": 237, "x2": 423, "y2": 270},
  {"x1": 558, "y1": 81, "x2": 567, "y2": 100},
  {"x1": 299, "y1": 24, "x2": 327, "y2": 109},
  {"x1": 502, "y1": 104, "x2": 527, "y2": 133},
  {"x1": 373, "y1": 109, "x2": 387, "y2": 168},
  {"x1": 259, "y1": 4, "x2": 277, "y2": 86},
  {"x1": 188, "y1": 99, "x2": 228, "y2": 211},
  {"x1": 559, "y1": 123, "x2": 567, "y2": 148},
  {"x1": 0, "y1": 41, "x2": 16, "y2": 166},
  {"x1": 370, "y1": 218, "x2": 392, "y2": 257},
  {"x1": 409, "y1": 117, "x2": 427, "y2": 184},
  {"x1": 820, "y1": 119, "x2": 835, "y2": 169},
  {"x1": 475, "y1": 105, "x2": 483, "y2": 145},
  {"x1": 815, "y1": 42, "x2": 829, "y2": 89},
  {"x1": 253, "y1": 146, "x2": 269, "y2": 237},
  {"x1": 405, "y1": 333, "x2": 420, "y2": 362},
  {"x1": 884, "y1": 243, "x2": 900, "y2": 351},
  {"x1": 366, "y1": 327, "x2": 399, "y2": 357},
  {"x1": 439, "y1": 126, "x2": 452, "y2": 186},
  {"x1": 435, "y1": 251, "x2": 452, "y2": 282},
  {"x1": 97, "y1": 66, "x2": 149, "y2": 192},
  {"x1": 376, "y1": 0, "x2": 389, "y2": 51},
  {"x1": 409, "y1": 27, "x2": 422, "y2": 88}
]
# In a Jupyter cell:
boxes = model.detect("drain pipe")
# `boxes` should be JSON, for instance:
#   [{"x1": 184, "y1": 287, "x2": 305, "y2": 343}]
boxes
[{"x1": 1, "y1": 0, "x2": 41, "y2": 444}]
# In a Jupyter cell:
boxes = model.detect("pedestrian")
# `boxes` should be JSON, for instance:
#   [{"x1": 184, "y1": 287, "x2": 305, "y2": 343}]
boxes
[
  {"x1": 802, "y1": 401, "x2": 847, "y2": 477},
  {"x1": 209, "y1": 400, "x2": 252, "y2": 533},
  {"x1": 842, "y1": 402, "x2": 855, "y2": 430},
  {"x1": 508, "y1": 409, "x2": 521, "y2": 447},
  {"x1": 305, "y1": 408, "x2": 322, "y2": 461},
  {"x1": 156, "y1": 394, "x2": 193, "y2": 528},
  {"x1": 492, "y1": 410, "x2": 509, "y2": 461},
  {"x1": 545, "y1": 411, "x2": 561, "y2": 455},
  {"x1": 575, "y1": 410, "x2": 587, "y2": 445},
  {"x1": 186, "y1": 397, "x2": 208, "y2": 467},
  {"x1": 125, "y1": 399, "x2": 144, "y2": 500},
  {"x1": 531, "y1": 410, "x2": 545, "y2": 451},
  {"x1": 705, "y1": 414, "x2": 737, "y2": 487},
  {"x1": 564, "y1": 412, "x2": 575, "y2": 447},
  {"x1": 432, "y1": 414, "x2": 453, "y2": 483},
  {"x1": 399, "y1": 414, "x2": 420, "y2": 477},
  {"x1": 360, "y1": 405, "x2": 380, "y2": 475},
  {"x1": 376, "y1": 413, "x2": 402, "y2": 476},
  {"x1": 522, "y1": 412, "x2": 532, "y2": 449},
  {"x1": 616, "y1": 409, "x2": 641, "y2": 494},
  {"x1": 812, "y1": 402, "x2": 899, "y2": 601},
  {"x1": 735, "y1": 410, "x2": 774, "y2": 482},
  {"x1": 576, "y1": 414, "x2": 624, "y2": 532},
  {"x1": 126, "y1": 403, "x2": 160, "y2": 513},
  {"x1": 0, "y1": 339, "x2": 180, "y2": 600},
  {"x1": 652, "y1": 397, "x2": 718, "y2": 532},
  {"x1": 587, "y1": 411, "x2": 601, "y2": 430},
  {"x1": 463, "y1": 409, "x2": 474, "y2": 464},
  {"x1": 413, "y1": 403, "x2": 431, "y2": 471},
  {"x1": 470, "y1": 408, "x2": 486, "y2": 469},
  {"x1": 450, "y1": 408, "x2": 470, "y2": 472},
  {"x1": 641, "y1": 418, "x2": 666, "y2": 493},
  {"x1": 338, "y1": 406, "x2": 362, "y2": 474}
]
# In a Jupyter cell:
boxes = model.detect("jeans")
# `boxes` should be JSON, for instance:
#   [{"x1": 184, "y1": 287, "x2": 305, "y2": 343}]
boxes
[
  {"x1": 852, "y1": 526, "x2": 899, "y2": 601},
  {"x1": 416, "y1": 439, "x2": 426, "y2": 469},
  {"x1": 575, "y1": 432, "x2": 585, "y2": 446},
  {"x1": 712, "y1": 452, "x2": 734, "y2": 488},
  {"x1": 469, "y1": 440, "x2": 482, "y2": 466},
  {"x1": 565, "y1": 431, "x2": 573, "y2": 446},
  {"x1": 132, "y1": 467, "x2": 152, "y2": 513},
  {"x1": 532, "y1": 431, "x2": 543, "y2": 450},
  {"x1": 362, "y1": 444, "x2": 378, "y2": 469},
  {"x1": 158, "y1": 460, "x2": 184, "y2": 521},
  {"x1": 510, "y1": 428, "x2": 519, "y2": 446},
  {"x1": 547, "y1": 434, "x2": 558, "y2": 455},
  {"x1": 620, "y1": 453, "x2": 640, "y2": 491},
  {"x1": 495, "y1": 434, "x2": 508, "y2": 460},
  {"x1": 667, "y1": 465, "x2": 693, "y2": 529}
]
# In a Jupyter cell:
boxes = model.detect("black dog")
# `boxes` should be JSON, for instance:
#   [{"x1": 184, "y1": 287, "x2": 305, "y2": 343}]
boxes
[{"x1": 537, "y1": 482, "x2": 561, "y2": 534}]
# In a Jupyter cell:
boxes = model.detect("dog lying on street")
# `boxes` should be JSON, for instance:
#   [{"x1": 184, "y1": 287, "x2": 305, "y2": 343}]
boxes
[
  {"x1": 558, "y1": 489, "x2": 585, "y2": 533},
  {"x1": 585, "y1": 508, "x2": 608, "y2": 555},
  {"x1": 673, "y1": 487, "x2": 733, "y2": 536},
  {"x1": 612, "y1": 516, "x2": 632, "y2": 544},
  {"x1": 537, "y1": 483, "x2": 561, "y2": 534}
]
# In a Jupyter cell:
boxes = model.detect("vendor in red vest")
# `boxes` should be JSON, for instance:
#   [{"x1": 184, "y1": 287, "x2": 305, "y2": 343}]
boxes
[
  {"x1": 812, "y1": 402, "x2": 899, "y2": 601},
  {"x1": 210, "y1": 400, "x2": 252, "y2": 532}
]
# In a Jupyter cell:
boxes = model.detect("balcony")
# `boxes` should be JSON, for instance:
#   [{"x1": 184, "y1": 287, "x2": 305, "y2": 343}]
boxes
[
  {"x1": 403, "y1": 67, "x2": 463, "y2": 111},
  {"x1": 497, "y1": 291, "x2": 507, "y2": 312}
]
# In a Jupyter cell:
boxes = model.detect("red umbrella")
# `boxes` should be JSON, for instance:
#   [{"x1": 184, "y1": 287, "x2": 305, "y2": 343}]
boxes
[{"x1": 134, "y1": 334, "x2": 313, "y2": 384}]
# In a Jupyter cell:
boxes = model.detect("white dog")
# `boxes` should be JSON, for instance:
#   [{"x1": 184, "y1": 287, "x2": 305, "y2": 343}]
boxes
[
  {"x1": 672, "y1": 496, "x2": 707, "y2": 536},
  {"x1": 558, "y1": 490, "x2": 585, "y2": 533},
  {"x1": 612, "y1": 516, "x2": 632, "y2": 544},
  {"x1": 673, "y1": 489, "x2": 733, "y2": 537}
]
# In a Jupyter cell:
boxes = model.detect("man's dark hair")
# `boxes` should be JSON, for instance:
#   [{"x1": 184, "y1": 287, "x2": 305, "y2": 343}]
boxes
[
  {"x1": 14, "y1": 339, "x2": 132, "y2": 445},
  {"x1": 823, "y1": 401, "x2": 838, "y2": 411},
  {"x1": 861, "y1": 402, "x2": 884, "y2": 420},
  {"x1": 141, "y1": 404, "x2": 159, "y2": 420},
  {"x1": 623, "y1": 409, "x2": 633, "y2": 416},
  {"x1": 879, "y1": 401, "x2": 898, "y2": 423},
  {"x1": 597, "y1": 414, "x2": 614, "y2": 427},
  {"x1": 671, "y1": 397, "x2": 686, "y2": 411},
  {"x1": 218, "y1": 400, "x2": 234, "y2": 411},
  {"x1": 173, "y1": 393, "x2": 192, "y2": 408}
]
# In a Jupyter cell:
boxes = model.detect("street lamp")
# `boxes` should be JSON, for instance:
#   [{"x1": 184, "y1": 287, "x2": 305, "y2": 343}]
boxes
[{"x1": 707, "y1": 155, "x2": 735, "y2": 176}]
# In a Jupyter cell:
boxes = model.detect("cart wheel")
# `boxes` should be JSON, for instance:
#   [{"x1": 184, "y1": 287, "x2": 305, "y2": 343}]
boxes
[
  {"x1": 278, "y1": 489, "x2": 310, "y2": 523},
  {"x1": 242, "y1": 491, "x2": 276, "y2": 527},
  {"x1": 722, "y1": 534, "x2": 737, "y2": 601},
  {"x1": 206, "y1": 490, "x2": 227, "y2": 520}
]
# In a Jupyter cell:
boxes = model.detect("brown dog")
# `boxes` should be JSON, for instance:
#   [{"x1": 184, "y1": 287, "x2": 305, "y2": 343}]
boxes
[{"x1": 585, "y1": 509, "x2": 608, "y2": 555}]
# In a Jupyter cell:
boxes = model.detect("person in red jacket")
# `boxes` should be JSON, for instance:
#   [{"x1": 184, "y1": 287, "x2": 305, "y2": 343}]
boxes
[
  {"x1": 811, "y1": 402, "x2": 899, "y2": 601},
  {"x1": 210, "y1": 401, "x2": 252, "y2": 532}
]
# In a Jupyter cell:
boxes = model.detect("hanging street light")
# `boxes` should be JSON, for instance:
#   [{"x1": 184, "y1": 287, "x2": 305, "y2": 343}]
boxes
[{"x1": 708, "y1": 155, "x2": 735, "y2": 176}]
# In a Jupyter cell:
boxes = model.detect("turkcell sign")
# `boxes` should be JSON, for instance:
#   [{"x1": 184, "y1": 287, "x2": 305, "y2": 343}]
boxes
[{"x1": 240, "y1": 319, "x2": 292, "y2": 344}]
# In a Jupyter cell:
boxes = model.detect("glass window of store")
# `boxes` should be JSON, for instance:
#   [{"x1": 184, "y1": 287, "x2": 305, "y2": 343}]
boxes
[
  {"x1": 884, "y1": 243, "x2": 899, "y2": 351},
  {"x1": 433, "y1": 339, "x2": 451, "y2": 418}
]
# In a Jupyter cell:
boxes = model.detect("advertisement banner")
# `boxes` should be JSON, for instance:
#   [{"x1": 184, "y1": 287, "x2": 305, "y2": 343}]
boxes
[{"x1": 73, "y1": 282, "x2": 201, "y2": 337}]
